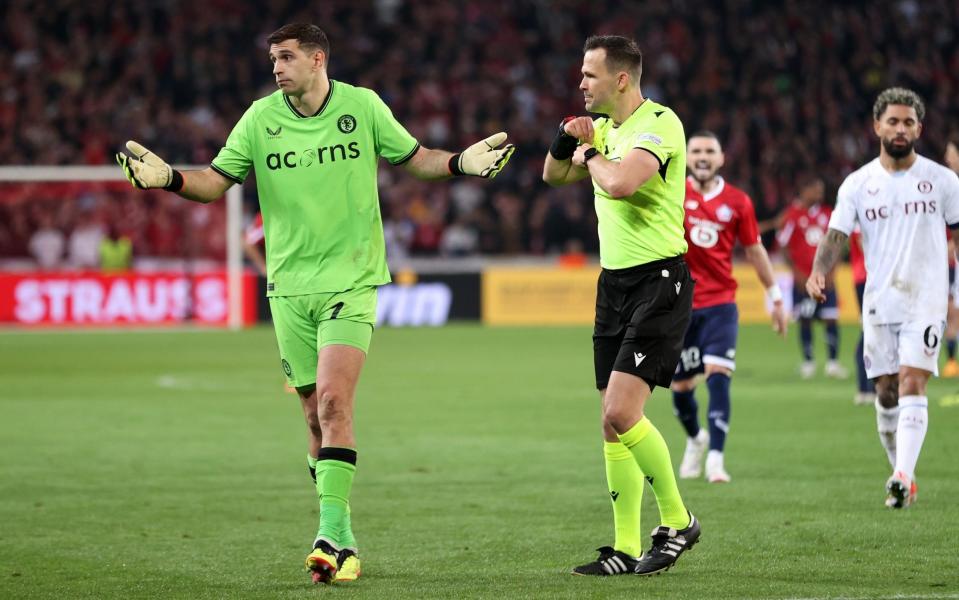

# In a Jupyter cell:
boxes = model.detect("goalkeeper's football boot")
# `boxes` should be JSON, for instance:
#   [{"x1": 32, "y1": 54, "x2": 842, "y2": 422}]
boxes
[
  {"x1": 571, "y1": 546, "x2": 639, "y2": 576},
  {"x1": 633, "y1": 512, "x2": 701, "y2": 576},
  {"x1": 306, "y1": 539, "x2": 339, "y2": 584},
  {"x1": 334, "y1": 548, "x2": 361, "y2": 582},
  {"x1": 885, "y1": 471, "x2": 917, "y2": 509}
]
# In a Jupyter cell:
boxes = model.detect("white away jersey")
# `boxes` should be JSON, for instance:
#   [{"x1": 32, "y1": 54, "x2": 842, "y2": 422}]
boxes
[{"x1": 829, "y1": 155, "x2": 959, "y2": 325}]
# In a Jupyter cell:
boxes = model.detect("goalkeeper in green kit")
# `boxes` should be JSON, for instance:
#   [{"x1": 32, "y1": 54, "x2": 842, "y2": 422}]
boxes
[{"x1": 116, "y1": 23, "x2": 514, "y2": 585}]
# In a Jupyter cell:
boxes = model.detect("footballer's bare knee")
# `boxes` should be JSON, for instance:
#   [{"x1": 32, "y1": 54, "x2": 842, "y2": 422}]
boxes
[
  {"x1": 602, "y1": 396, "x2": 643, "y2": 435},
  {"x1": 671, "y1": 378, "x2": 696, "y2": 392},
  {"x1": 603, "y1": 373, "x2": 652, "y2": 433},
  {"x1": 601, "y1": 419, "x2": 621, "y2": 442},
  {"x1": 602, "y1": 410, "x2": 632, "y2": 436},
  {"x1": 317, "y1": 383, "x2": 353, "y2": 430},
  {"x1": 898, "y1": 368, "x2": 930, "y2": 397}
]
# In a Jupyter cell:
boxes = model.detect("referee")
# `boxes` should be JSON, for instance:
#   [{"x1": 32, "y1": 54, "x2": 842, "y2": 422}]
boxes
[{"x1": 543, "y1": 34, "x2": 700, "y2": 577}]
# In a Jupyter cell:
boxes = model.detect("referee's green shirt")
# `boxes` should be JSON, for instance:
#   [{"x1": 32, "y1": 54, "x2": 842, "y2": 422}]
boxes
[{"x1": 591, "y1": 99, "x2": 688, "y2": 269}]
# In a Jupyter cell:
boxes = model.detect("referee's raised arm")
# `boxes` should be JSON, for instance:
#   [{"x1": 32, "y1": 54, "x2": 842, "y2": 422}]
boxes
[{"x1": 543, "y1": 117, "x2": 591, "y2": 186}]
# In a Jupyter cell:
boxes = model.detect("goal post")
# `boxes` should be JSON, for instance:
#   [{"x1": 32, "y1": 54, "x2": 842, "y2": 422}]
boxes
[{"x1": 0, "y1": 166, "x2": 247, "y2": 330}]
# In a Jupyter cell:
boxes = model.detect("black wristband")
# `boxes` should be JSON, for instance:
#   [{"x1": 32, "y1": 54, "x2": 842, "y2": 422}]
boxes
[
  {"x1": 448, "y1": 154, "x2": 465, "y2": 176},
  {"x1": 164, "y1": 169, "x2": 184, "y2": 192},
  {"x1": 549, "y1": 120, "x2": 578, "y2": 160}
]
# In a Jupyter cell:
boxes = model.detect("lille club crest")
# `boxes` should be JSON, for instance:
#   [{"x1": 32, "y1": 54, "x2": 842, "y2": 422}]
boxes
[{"x1": 716, "y1": 205, "x2": 733, "y2": 222}]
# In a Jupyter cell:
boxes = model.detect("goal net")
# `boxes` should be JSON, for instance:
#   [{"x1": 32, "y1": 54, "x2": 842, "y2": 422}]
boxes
[{"x1": 0, "y1": 166, "x2": 252, "y2": 329}]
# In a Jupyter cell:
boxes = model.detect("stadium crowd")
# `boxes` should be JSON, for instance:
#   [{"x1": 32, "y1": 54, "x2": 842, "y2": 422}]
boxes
[{"x1": 2, "y1": 0, "x2": 958, "y2": 265}]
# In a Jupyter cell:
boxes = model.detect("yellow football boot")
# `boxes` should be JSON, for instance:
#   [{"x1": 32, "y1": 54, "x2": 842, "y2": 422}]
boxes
[
  {"x1": 335, "y1": 549, "x2": 361, "y2": 582},
  {"x1": 306, "y1": 540, "x2": 338, "y2": 584}
]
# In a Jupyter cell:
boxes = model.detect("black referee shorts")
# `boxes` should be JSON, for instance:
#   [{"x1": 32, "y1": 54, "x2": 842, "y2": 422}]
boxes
[{"x1": 593, "y1": 255, "x2": 694, "y2": 390}]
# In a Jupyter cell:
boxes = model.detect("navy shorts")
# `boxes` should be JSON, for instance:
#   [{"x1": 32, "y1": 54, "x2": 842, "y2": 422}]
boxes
[
  {"x1": 673, "y1": 302, "x2": 739, "y2": 380},
  {"x1": 793, "y1": 286, "x2": 838, "y2": 320}
]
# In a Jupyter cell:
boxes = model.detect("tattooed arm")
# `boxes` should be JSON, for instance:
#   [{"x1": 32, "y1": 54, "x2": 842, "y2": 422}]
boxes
[{"x1": 806, "y1": 228, "x2": 849, "y2": 302}]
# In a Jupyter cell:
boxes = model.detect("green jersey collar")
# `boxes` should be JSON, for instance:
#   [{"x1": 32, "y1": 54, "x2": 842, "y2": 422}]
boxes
[
  {"x1": 613, "y1": 98, "x2": 655, "y2": 129},
  {"x1": 283, "y1": 80, "x2": 336, "y2": 119}
]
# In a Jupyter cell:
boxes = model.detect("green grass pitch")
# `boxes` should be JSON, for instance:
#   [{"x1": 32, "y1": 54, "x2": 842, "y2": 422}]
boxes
[{"x1": 2, "y1": 324, "x2": 959, "y2": 599}]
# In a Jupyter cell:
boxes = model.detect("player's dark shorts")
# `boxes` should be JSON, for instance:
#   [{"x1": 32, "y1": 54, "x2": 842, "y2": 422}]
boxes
[
  {"x1": 673, "y1": 302, "x2": 739, "y2": 380},
  {"x1": 793, "y1": 285, "x2": 838, "y2": 320},
  {"x1": 593, "y1": 256, "x2": 694, "y2": 390}
]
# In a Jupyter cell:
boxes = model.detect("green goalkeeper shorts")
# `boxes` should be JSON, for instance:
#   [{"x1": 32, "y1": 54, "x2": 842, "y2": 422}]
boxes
[{"x1": 269, "y1": 286, "x2": 376, "y2": 388}]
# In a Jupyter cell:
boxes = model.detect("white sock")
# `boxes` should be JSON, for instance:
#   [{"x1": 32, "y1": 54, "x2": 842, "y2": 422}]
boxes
[
  {"x1": 894, "y1": 395, "x2": 928, "y2": 482},
  {"x1": 874, "y1": 399, "x2": 899, "y2": 468},
  {"x1": 706, "y1": 450, "x2": 724, "y2": 470}
]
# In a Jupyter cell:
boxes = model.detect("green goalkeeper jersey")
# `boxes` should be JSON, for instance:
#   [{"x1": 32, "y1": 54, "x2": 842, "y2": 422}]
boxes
[
  {"x1": 212, "y1": 81, "x2": 419, "y2": 296},
  {"x1": 591, "y1": 99, "x2": 688, "y2": 269}
]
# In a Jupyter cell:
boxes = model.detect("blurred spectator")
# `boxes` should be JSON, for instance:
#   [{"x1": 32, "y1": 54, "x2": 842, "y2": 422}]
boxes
[
  {"x1": 490, "y1": 191, "x2": 526, "y2": 255},
  {"x1": 28, "y1": 211, "x2": 65, "y2": 269},
  {"x1": 383, "y1": 220, "x2": 414, "y2": 266},
  {"x1": 407, "y1": 191, "x2": 446, "y2": 255},
  {"x1": 99, "y1": 225, "x2": 132, "y2": 271},
  {"x1": 439, "y1": 215, "x2": 480, "y2": 256},
  {"x1": 68, "y1": 209, "x2": 105, "y2": 269}
]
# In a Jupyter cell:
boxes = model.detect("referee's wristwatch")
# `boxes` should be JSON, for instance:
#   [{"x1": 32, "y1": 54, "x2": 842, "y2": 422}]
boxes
[{"x1": 582, "y1": 147, "x2": 600, "y2": 164}]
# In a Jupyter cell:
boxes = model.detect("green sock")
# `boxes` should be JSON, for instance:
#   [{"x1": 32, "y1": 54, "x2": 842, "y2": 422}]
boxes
[
  {"x1": 315, "y1": 448, "x2": 357, "y2": 548},
  {"x1": 340, "y1": 505, "x2": 356, "y2": 551},
  {"x1": 604, "y1": 441, "x2": 644, "y2": 557},
  {"x1": 618, "y1": 417, "x2": 689, "y2": 529}
]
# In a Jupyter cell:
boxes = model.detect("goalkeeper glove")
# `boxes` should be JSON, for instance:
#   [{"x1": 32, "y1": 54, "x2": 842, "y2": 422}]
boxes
[
  {"x1": 449, "y1": 132, "x2": 515, "y2": 178},
  {"x1": 115, "y1": 141, "x2": 183, "y2": 191}
]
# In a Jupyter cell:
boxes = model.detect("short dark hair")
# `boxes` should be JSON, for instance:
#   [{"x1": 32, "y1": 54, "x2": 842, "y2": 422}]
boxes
[
  {"x1": 267, "y1": 23, "x2": 330, "y2": 59},
  {"x1": 873, "y1": 87, "x2": 925, "y2": 121},
  {"x1": 583, "y1": 35, "x2": 643, "y2": 79},
  {"x1": 689, "y1": 130, "x2": 720, "y2": 142}
]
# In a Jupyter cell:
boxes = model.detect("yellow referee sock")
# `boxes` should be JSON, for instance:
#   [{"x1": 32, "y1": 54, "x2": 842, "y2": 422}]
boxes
[
  {"x1": 604, "y1": 441, "x2": 644, "y2": 557},
  {"x1": 618, "y1": 417, "x2": 689, "y2": 530}
]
